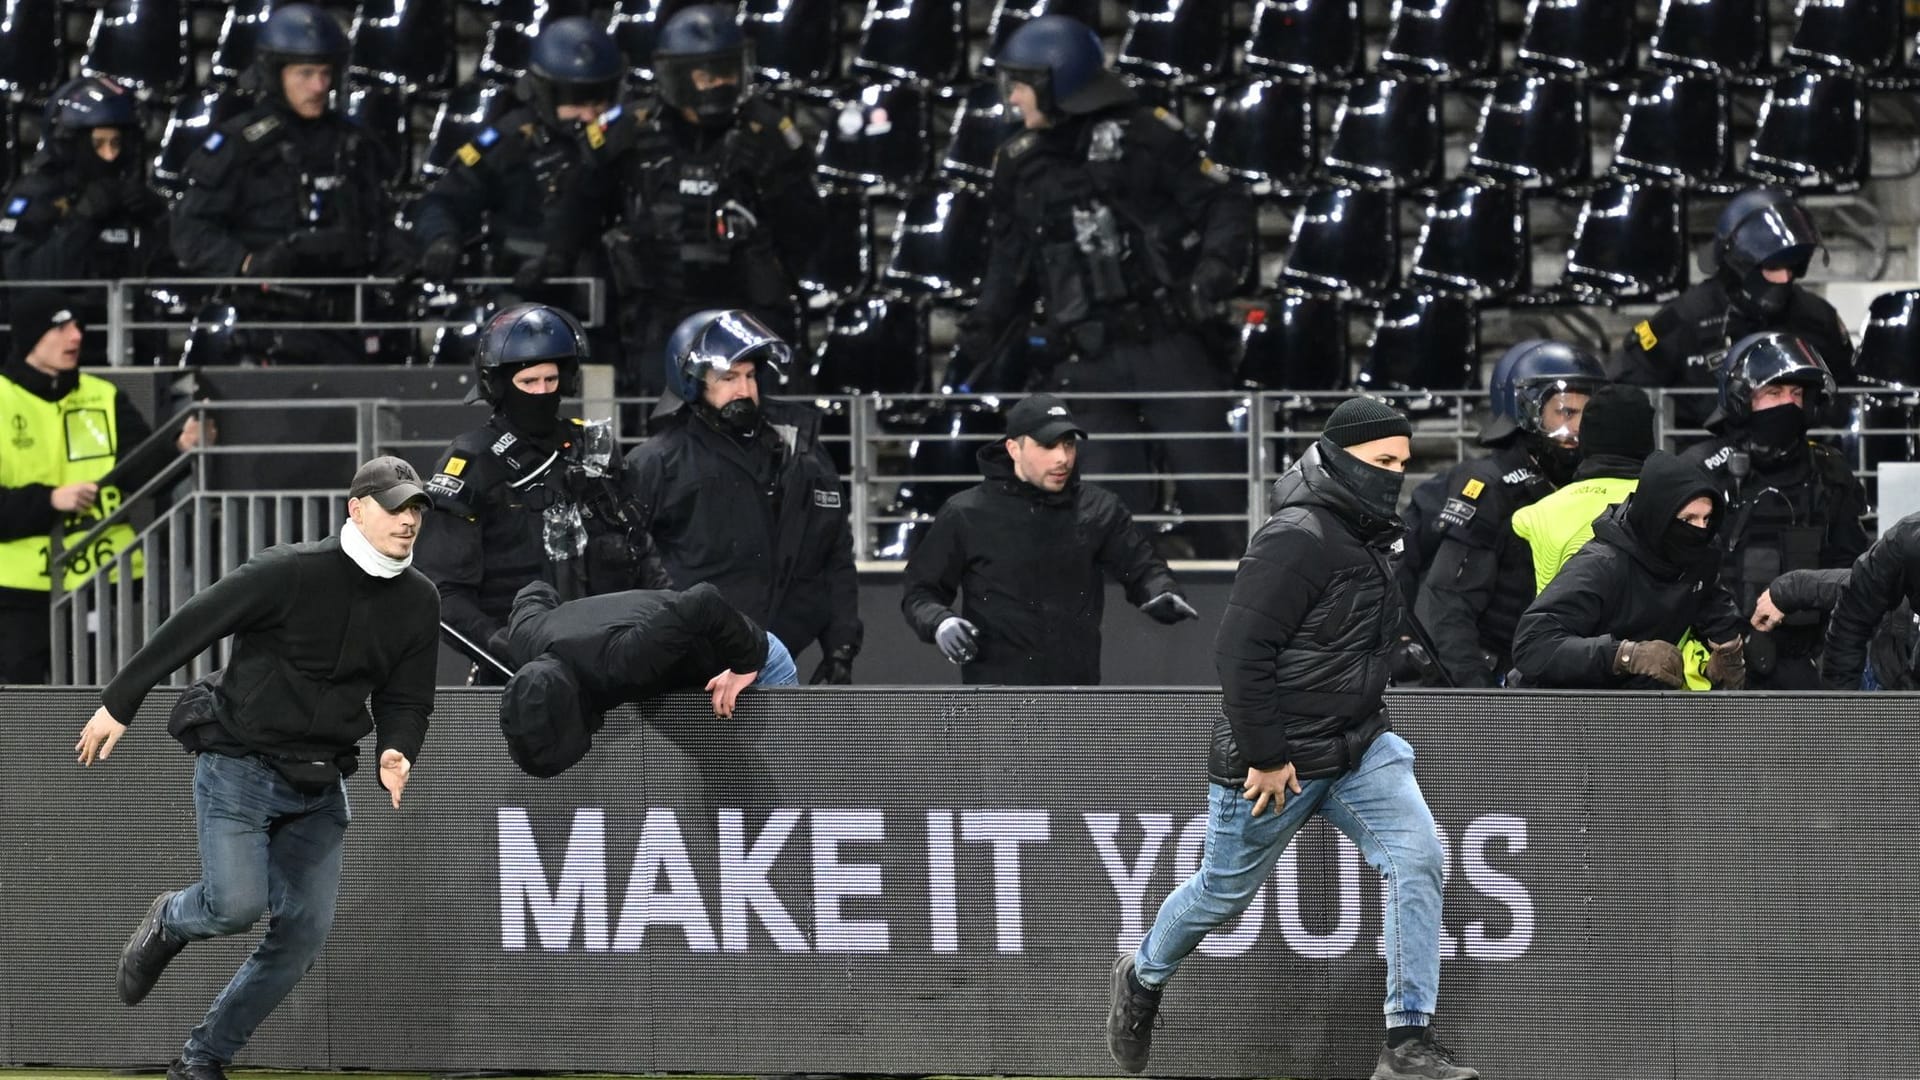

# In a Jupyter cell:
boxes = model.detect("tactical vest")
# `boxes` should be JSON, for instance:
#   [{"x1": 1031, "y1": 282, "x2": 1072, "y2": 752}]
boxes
[{"x1": 0, "y1": 374, "x2": 143, "y2": 592}]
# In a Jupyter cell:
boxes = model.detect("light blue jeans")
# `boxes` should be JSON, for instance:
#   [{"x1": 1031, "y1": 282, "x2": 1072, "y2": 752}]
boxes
[
  {"x1": 1134, "y1": 732, "x2": 1444, "y2": 1029},
  {"x1": 160, "y1": 752, "x2": 351, "y2": 1066},
  {"x1": 758, "y1": 632, "x2": 799, "y2": 686}
]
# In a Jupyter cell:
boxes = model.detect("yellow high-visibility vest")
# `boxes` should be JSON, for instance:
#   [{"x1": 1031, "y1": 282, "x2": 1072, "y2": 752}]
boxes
[{"x1": 0, "y1": 373, "x2": 144, "y2": 592}]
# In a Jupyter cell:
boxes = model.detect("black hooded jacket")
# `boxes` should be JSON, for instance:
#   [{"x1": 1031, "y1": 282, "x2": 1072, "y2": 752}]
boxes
[
  {"x1": 1512, "y1": 453, "x2": 1744, "y2": 688},
  {"x1": 900, "y1": 442, "x2": 1179, "y2": 685},
  {"x1": 1819, "y1": 512, "x2": 1920, "y2": 690},
  {"x1": 505, "y1": 579, "x2": 769, "y2": 705},
  {"x1": 1210, "y1": 443, "x2": 1404, "y2": 785}
]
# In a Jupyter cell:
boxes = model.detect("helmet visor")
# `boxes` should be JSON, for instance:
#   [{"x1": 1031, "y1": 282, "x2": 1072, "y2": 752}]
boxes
[
  {"x1": 683, "y1": 311, "x2": 791, "y2": 386},
  {"x1": 1733, "y1": 333, "x2": 1836, "y2": 402},
  {"x1": 995, "y1": 64, "x2": 1053, "y2": 118},
  {"x1": 1516, "y1": 377, "x2": 1601, "y2": 442},
  {"x1": 1723, "y1": 202, "x2": 1821, "y2": 278}
]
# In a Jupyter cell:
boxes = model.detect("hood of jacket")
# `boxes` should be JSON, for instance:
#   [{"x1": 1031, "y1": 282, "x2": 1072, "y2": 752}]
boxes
[
  {"x1": 1270, "y1": 442, "x2": 1405, "y2": 549},
  {"x1": 1594, "y1": 452, "x2": 1722, "y2": 579}
]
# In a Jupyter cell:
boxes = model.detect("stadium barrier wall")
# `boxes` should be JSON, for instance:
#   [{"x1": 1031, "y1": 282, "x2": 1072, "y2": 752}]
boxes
[{"x1": 3, "y1": 687, "x2": 1914, "y2": 1079}]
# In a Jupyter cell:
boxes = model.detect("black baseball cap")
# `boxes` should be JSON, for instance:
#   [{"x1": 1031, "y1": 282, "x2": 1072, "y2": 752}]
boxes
[
  {"x1": 1005, "y1": 393, "x2": 1089, "y2": 444},
  {"x1": 349, "y1": 456, "x2": 432, "y2": 511}
]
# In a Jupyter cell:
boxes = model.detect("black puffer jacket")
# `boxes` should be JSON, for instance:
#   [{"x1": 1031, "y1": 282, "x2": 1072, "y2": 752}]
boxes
[
  {"x1": 1210, "y1": 443, "x2": 1404, "y2": 784},
  {"x1": 1821, "y1": 511, "x2": 1920, "y2": 689}
]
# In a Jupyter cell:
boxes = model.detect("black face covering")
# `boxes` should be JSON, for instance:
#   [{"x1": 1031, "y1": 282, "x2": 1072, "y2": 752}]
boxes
[
  {"x1": 500, "y1": 387, "x2": 563, "y2": 440},
  {"x1": 1745, "y1": 401, "x2": 1808, "y2": 464},
  {"x1": 1660, "y1": 517, "x2": 1717, "y2": 571},
  {"x1": 1734, "y1": 269, "x2": 1794, "y2": 319},
  {"x1": 1316, "y1": 437, "x2": 1405, "y2": 522},
  {"x1": 1529, "y1": 435, "x2": 1582, "y2": 487},
  {"x1": 717, "y1": 397, "x2": 761, "y2": 437}
]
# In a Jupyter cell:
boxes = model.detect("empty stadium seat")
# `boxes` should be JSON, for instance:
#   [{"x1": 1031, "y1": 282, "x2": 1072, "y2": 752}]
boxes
[
  {"x1": 1204, "y1": 78, "x2": 1317, "y2": 196},
  {"x1": 1409, "y1": 180, "x2": 1529, "y2": 300},
  {"x1": 1744, "y1": 71, "x2": 1868, "y2": 193},
  {"x1": 983, "y1": 0, "x2": 1103, "y2": 69},
  {"x1": 0, "y1": 0, "x2": 62, "y2": 99},
  {"x1": 153, "y1": 88, "x2": 252, "y2": 195},
  {"x1": 209, "y1": 0, "x2": 273, "y2": 86},
  {"x1": 797, "y1": 191, "x2": 874, "y2": 298},
  {"x1": 609, "y1": 0, "x2": 672, "y2": 82},
  {"x1": 1514, "y1": 0, "x2": 1635, "y2": 81},
  {"x1": 940, "y1": 81, "x2": 1021, "y2": 186},
  {"x1": 852, "y1": 0, "x2": 967, "y2": 85},
  {"x1": 344, "y1": 83, "x2": 413, "y2": 185},
  {"x1": 875, "y1": 398, "x2": 1006, "y2": 558},
  {"x1": 1242, "y1": 0, "x2": 1363, "y2": 83},
  {"x1": 350, "y1": 0, "x2": 457, "y2": 94},
  {"x1": 743, "y1": 0, "x2": 842, "y2": 88},
  {"x1": 1557, "y1": 177, "x2": 1687, "y2": 302},
  {"x1": 1608, "y1": 72, "x2": 1733, "y2": 190},
  {"x1": 816, "y1": 83, "x2": 934, "y2": 192},
  {"x1": 883, "y1": 185, "x2": 992, "y2": 298},
  {"x1": 81, "y1": 0, "x2": 190, "y2": 99},
  {"x1": 1115, "y1": 0, "x2": 1234, "y2": 87},
  {"x1": 1857, "y1": 289, "x2": 1920, "y2": 385},
  {"x1": 1377, "y1": 0, "x2": 1497, "y2": 83},
  {"x1": 1277, "y1": 185, "x2": 1399, "y2": 297},
  {"x1": 1648, "y1": 0, "x2": 1768, "y2": 81},
  {"x1": 1782, "y1": 0, "x2": 1904, "y2": 78},
  {"x1": 1322, "y1": 74, "x2": 1442, "y2": 190},
  {"x1": 420, "y1": 80, "x2": 515, "y2": 180},
  {"x1": 1464, "y1": 72, "x2": 1589, "y2": 190},
  {"x1": 811, "y1": 293, "x2": 931, "y2": 394},
  {"x1": 1356, "y1": 290, "x2": 1479, "y2": 400},
  {"x1": 1236, "y1": 291, "x2": 1351, "y2": 391}
]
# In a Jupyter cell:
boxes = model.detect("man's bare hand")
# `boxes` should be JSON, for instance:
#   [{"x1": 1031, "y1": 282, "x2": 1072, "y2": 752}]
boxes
[
  {"x1": 1751, "y1": 589, "x2": 1785, "y2": 631},
  {"x1": 705, "y1": 668, "x2": 759, "y2": 718},
  {"x1": 75, "y1": 706, "x2": 126, "y2": 765},
  {"x1": 378, "y1": 750, "x2": 410, "y2": 809},
  {"x1": 51, "y1": 482, "x2": 99, "y2": 513},
  {"x1": 1242, "y1": 762, "x2": 1301, "y2": 817},
  {"x1": 177, "y1": 414, "x2": 215, "y2": 452}
]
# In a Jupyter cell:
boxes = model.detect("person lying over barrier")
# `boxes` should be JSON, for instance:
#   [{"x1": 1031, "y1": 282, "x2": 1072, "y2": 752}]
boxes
[{"x1": 495, "y1": 579, "x2": 797, "y2": 777}]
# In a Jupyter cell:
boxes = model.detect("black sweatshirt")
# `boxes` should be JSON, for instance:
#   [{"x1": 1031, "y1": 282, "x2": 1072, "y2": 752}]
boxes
[
  {"x1": 506, "y1": 579, "x2": 769, "y2": 705},
  {"x1": 103, "y1": 536, "x2": 439, "y2": 770}
]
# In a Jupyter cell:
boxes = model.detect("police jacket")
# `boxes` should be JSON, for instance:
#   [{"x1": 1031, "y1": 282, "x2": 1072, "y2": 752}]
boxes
[
  {"x1": 900, "y1": 442, "x2": 1179, "y2": 685},
  {"x1": 413, "y1": 105, "x2": 617, "y2": 268},
  {"x1": 1412, "y1": 440, "x2": 1558, "y2": 687},
  {"x1": 101, "y1": 535, "x2": 438, "y2": 774},
  {"x1": 1211, "y1": 444, "x2": 1401, "y2": 785},
  {"x1": 1511, "y1": 457, "x2": 1743, "y2": 689},
  {"x1": 506, "y1": 579, "x2": 769, "y2": 704},
  {"x1": 2, "y1": 154, "x2": 170, "y2": 281},
  {"x1": 1613, "y1": 276, "x2": 1854, "y2": 430},
  {"x1": 1820, "y1": 513, "x2": 1920, "y2": 689},
  {"x1": 962, "y1": 101, "x2": 1251, "y2": 359},
  {"x1": 170, "y1": 100, "x2": 397, "y2": 276},
  {"x1": 623, "y1": 398, "x2": 861, "y2": 659},
  {"x1": 1510, "y1": 455, "x2": 1645, "y2": 594},
  {"x1": 413, "y1": 414, "x2": 671, "y2": 650}
]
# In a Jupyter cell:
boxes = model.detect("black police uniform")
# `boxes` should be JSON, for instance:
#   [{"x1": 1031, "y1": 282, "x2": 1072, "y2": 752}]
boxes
[
  {"x1": 622, "y1": 398, "x2": 861, "y2": 663},
  {"x1": 1679, "y1": 433, "x2": 1868, "y2": 689},
  {"x1": 1, "y1": 154, "x2": 169, "y2": 284},
  {"x1": 962, "y1": 101, "x2": 1252, "y2": 557},
  {"x1": 1411, "y1": 440, "x2": 1558, "y2": 687},
  {"x1": 413, "y1": 414, "x2": 671, "y2": 671}
]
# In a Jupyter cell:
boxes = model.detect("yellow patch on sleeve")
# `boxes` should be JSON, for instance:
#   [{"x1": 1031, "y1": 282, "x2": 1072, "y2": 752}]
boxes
[
  {"x1": 444, "y1": 456, "x2": 467, "y2": 477},
  {"x1": 1634, "y1": 320, "x2": 1657, "y2": 350},
  {"x1": 586, "y1": 123, "x2": 605, "y2": 149},
  {"x1": 456, "y1": 143, "x2": 481, "y2": 166},
  {"x1": 1462, "y1": 478, "x2": 1485, "y2": 499}
]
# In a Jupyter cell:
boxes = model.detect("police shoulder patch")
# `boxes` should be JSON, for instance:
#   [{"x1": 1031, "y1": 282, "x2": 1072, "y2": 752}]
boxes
[
  {"x1": 1634, "y1": 319, "x2": 1658, "y2": 350},
  {"x1": 475, "y1": 126, "x2": 501, "y2": 147},
  {"x1": 1000, "y1": 130, "x2": 1038, "y2": 162},
  {"x1": 443, "y1": 456, "x2": 467, "y2": 477},
  {"x1": 1438, "y1": 497, "x2": 1478, "y2": 530},
  {"x1": 1198, "y1": 156, "x2": 1228, "y2": 183},
  {"x1": 202, "y1": 131, "x2": 226, "y2": 153},
  {"x1": 1461, "y1": 478, "x2": 1485, "y2": 499},
  {"x1": 812, "y1": 487, "x2": 843, "y2": 509},
  {"x1": 1152, "y1": 106, "x2": 1184, "y2": 132},
  {"x1": 426, "y1": 473, "x2": 465, "y2": 497},
  {"x1": 242, "y1": 115, "x2": 281, "y2": 143},
  {"x1": 3, "y1": 196, "x2": 25, "y2": 217},
  {"x1": 456, "y1": 142, "x2": 482, "y2": 166}
]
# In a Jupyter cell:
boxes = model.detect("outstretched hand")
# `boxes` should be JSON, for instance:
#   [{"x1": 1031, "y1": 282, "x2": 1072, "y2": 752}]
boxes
[
  {"x1": 706, "y1": 668, "x2": 759, "y2": 718},
  {"x1": 75, "y1": 706, "x2": 127, "y2": 766},
  {"x1": 379, "y1": 750, "x2": 411, "y2": 809}
]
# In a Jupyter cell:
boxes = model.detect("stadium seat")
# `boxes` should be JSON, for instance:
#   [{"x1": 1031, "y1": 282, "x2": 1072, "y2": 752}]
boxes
[
  {"x1": 810, "y1": 293, "x2": 931, "y2": 394},
  {"x1": 852, "y1": 0, "x2": 968, "y2": 86},
  {"x1": 0, "y1": 102, "x2": 17, "y2": 186},
  {"x1": 1321, "y1": 74, "x2": 1442, "y2": 190},
  {"x1": 816, "y1": 82, "x2": 934, "y2": 192},
  {"x1": 1463, "y1": 72, "x2": 1589, "y2": 191},
  {"x1": 1647, "y1": 0, "x2": 1768, "y2": 81},
  {"x1": 1356, "y1": 290, "x2": 1479, "y2": 400},
  {"x1": 1514, "y1": 0, "x2": 1634, "y2": 81},
  {"x1": 1115, "y1": 0, "x2": 1235, "y2": 87},
  {"x1": 153, "y1": 88, "x2": 253, "y2": 195},
  {"x1": 1607, "y1": 72, "x2": 1733, "y2": 191},
  {"x1": 420, "y1": 80, "x2": 515, "y2": 180},
  {"x1": 1203, "y1": 78, "x2": 1318, "y2": 196},
  {"x1": 344, "y1": 83, "x2": 413, "y2": 185},
  {"x1": 883, "y1": 185, "x2": 992, "y2": 299},
  {"x1": 1277, "y1": 185, "x2": 1399, "y2": 297},
  {"x1": 0, "y1": 0, "x2": 62, "y2": 100},
  {"x1": 1235, "y1": 290, "x2": 1351, "y2": 392},
  {"x1": 1744, "y1": 71, "x2": 1868, "y2": 193},
  {"x1": 80, "y1": 0, "x2": 191, "y2": 99},
  {"x1": 743, "y1": 0, "x2": 842, "y2": 88},
  {"x1": 350, "y1": 0, "x2": 457, "y2": 94},
  {"x1": 940, "y1": 81, "x2": 1021, "y2": 186},
  {"x1": 1408, "y1": 179, "x2": 1529, "y2": 300},
  {"x1": 983, "y1": 0, "x2": 1103, "y2": 70},
  {"x1": 1557, "y1": 177, "x2": 1687, "y2": 303},
  {"x1": 1782, "y1": 0, "x2": 1904, "y2": 78},
  {"x1": 1242, "y1": 0, "x2": 1363, "y2": 84},
  {"x1": 1858, "y1": 289, "x2": 1920, "y2": 385},
  {"x1": 609, "y1": 0, "x2": 670, "y2": 82},
  {"x1": 207, "y1": 0, "x2": 272, "y2": 86},
  {"x1": 797, "y1": 191, "x2": 874, "y2": 299},
  {"x1": 875, "y1": 398, "x2": 1006, "y2": 559},
  {"x1": 1377, "y1": 0, "x2": 1498, "y2": 83}
]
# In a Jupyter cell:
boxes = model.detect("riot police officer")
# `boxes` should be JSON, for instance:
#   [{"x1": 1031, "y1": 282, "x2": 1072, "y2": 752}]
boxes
[
  {"x1": 169, "y1": 3, "x2": 403, "y2": 363},
  {"x1": 413, "y1": 17, "x2": 625, "y2": 300},
  {"x1": 413, "y1": 303, "x2": 670, "y2": 679},
  {"x1": 1410, "y1": 340, "x2": 1607, "y2": 687},
  {"x1": 592, "y1": 4, "x2": 820, "y2": 398},
  {"x1": 957, "y1": 15, "x2": 1252, "y2": 558},
  {"x1": 1679, "y1": 331, "x2": 1867, "y2": 689},
  {"x1": 1614, "y1": 188, "x2": 1854, "y2": 431},
  {"x1": 623, "y1": 310, "x2": 863, "y2": 684}
]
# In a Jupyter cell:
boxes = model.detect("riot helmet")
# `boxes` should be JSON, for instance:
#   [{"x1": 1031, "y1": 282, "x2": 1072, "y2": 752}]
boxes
[
  {"x1": 661, "y1": 309, "x2": 791, "y2": 431},
  {"x1": 1483, "y1": 339, "x2": 1607, "y2": 484},
  {"x1": 654, "y1": 5, "x2": 748, "y2": 127},
  {"x1": 1707, "y1": 189, "x2": 1826, "y2": 320},
  {"x1": 1712, "y1": 330, "x2": 1834, "y2": 437},
  {"x1": 250, "y1": 4, "x2": 349, "y2": 114},
  {"x1": 471, "y1": 302, "x2": 587, "y2": 405},
  {"x1": 993, "y1": 15, "x2": 1133, "y2": 122},
  {"x1": 43, "y1": 76, "x2": 144, "y2": 174},
  {"x1": 525, "y1": 17, "x2": 624, "y2": 130}
]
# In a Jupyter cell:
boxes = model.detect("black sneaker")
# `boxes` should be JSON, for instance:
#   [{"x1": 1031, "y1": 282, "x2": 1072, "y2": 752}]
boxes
[
  {"x1": 167, "y1": 1059, "x2": 227, "y2": 1080},
  {"x1": 1371, "y1": 1030, "x2": 1479, "y2": 1080},
  {"x1": 1106, "y1": 953, "x2": 1162, "y2": 1074},
  {"x1": 118, "y1": 890, "x2": 186, "y2": 1006}
]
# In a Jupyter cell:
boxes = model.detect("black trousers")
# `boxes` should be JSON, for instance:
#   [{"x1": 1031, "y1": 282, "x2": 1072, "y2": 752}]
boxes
[{"x1": 0, "y1": 602, "x2": 52, "y2": 685}]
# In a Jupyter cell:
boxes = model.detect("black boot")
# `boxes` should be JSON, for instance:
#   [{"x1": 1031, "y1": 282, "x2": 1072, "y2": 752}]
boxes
[
  {"x1": 118, "y1": 890, "x2": 186, "y2": 1006},
  {"x1": 1105, "y1": 953, "x2": 1162, "y2": 1074},
  {"x1": 1371, "y1": 1029, "x2": 1479, "y2": 1080},
  {"x1": 167, "y1": 1060, "x2": 228, "y2": 1080}
]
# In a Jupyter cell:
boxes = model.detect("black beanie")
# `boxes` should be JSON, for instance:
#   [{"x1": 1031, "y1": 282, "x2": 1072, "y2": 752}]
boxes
[
  {"x1": 1322, "y1": 396, "x2": 1412, "y2": 447},
  {"x1": 8, "y1": 289, "x2": 81, "y2": 367},
  {"x1": 1579, "y1": 385, "x2": 1656, "y2": 461}
]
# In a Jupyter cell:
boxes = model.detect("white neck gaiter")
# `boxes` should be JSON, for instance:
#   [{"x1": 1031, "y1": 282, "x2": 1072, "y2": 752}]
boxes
[{"x1": 341, "y1": 518, "x2": 411, "y2": 579}]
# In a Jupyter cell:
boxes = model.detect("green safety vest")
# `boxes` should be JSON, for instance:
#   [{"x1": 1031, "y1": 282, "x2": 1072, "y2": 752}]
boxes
[{"x1": 0, "y1": 373, "x2": 144, "y2": 592}]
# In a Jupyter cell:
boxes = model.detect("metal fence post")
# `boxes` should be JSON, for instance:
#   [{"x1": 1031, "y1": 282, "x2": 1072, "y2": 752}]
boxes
[
  {"x1": 1247, "y1": 392, "x2": 1267, "y2": 538},
  {"x1": 106, "y1": 280, "x2": 127, "y2": 368},
  {"x1": 849, "y1": 395, "x2": 871, "y2": 560}
]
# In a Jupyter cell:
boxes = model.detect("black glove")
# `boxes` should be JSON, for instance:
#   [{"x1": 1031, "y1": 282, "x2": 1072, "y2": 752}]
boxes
[
  {"x1": 1139, "y1": 592, "x2": 1199, "y2": 625},
  {"x1": 512, "y1": 248, "x2": 573, "y2": 293},
  {"x1": 809, "y1": 644, "x2": 856, "y2": 685},
  {"x1": 417, "y1": 235, "x2": 463, "y2": 282},
  {"x1": 1614, "y1": 639, "x2": 1686, "y2": 688},
  {"x1": 935, "y1": 616, "x2": 979, "y2": 665}
]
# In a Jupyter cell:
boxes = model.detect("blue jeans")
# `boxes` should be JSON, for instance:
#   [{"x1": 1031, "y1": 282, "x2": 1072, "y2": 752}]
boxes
[
  {"x1": 159, "y1": 753, "x2": 350, "y2": 1066},
  {"x1": 1135, "y1": 732, "x2": 1444, "y2": 1029},
  {"x1": 759, "y1": 632, "x2": 799, "y2": 687}
]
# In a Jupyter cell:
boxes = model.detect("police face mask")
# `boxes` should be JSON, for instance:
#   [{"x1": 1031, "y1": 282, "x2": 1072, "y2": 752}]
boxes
[
  {"x1": 1737, "y1": 269, "x2": 1794, "y2": 320},
  {"x1": 1745, "y1": 401, "x2": 1808, "y2": 463},
  {"x1": 717, "y1": 396, "x2": 760, "y2": 436},
  {"x1": 1529, "y1": 434, "x2": 1582, "y2": 487},
  {"x1": 1316, "y1": 437, "x2": 1404, "y2": 522},
  {"x1": 501, "y1": 386, "x2": 563, "y2": 439}
]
